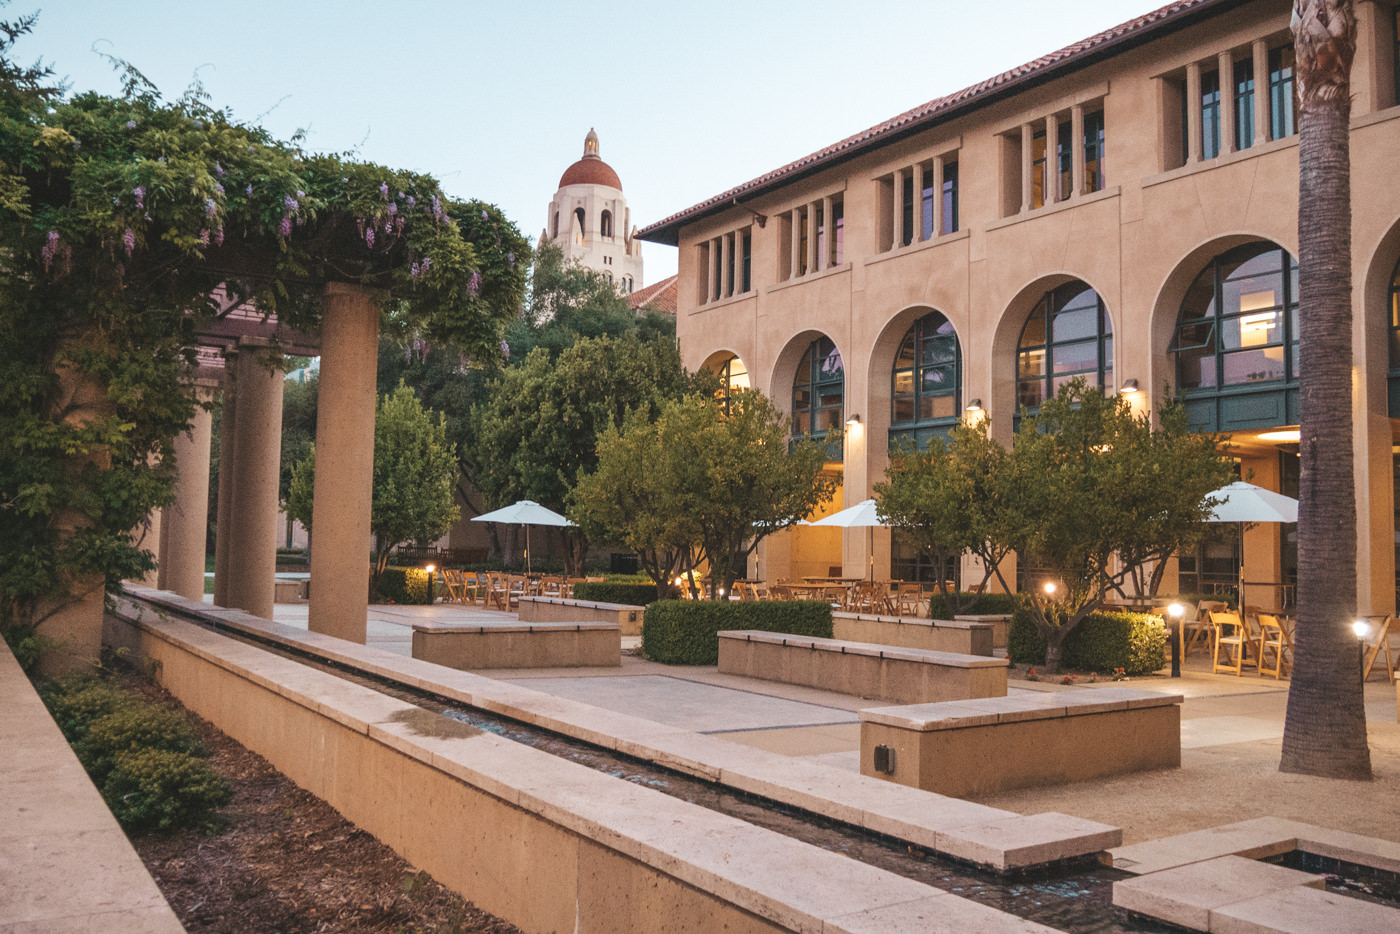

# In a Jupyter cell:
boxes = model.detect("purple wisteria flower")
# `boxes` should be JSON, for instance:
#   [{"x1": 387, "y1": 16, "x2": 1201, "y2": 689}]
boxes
[
  {"x1": 405, "y1": 194, "x2": 415, "y2": 207},
  {"x1": 431, "y1": 196, "x2": 443, "y2": 222},
  {"x1": 481, "y1": 209, "x2": 488, "y2": 221},
  {"x1": 284, "y1": 195, "x2": 298, "y2": 212},
  {"x1": 133, "y1": 186, "x2": 145, "y2": 209},
  {"x1": 410, "y1": 261, "x2": 421, "y2": 279},
  {"x1": 421, "y1": 256, "x2": 431, "y2": 273},
  {"x1": 379, "y1": 181, "x2": 389, "y2": 197},
  {"x1": 198, "y1": 229, "x2": 210, "y2": 245},
  {"x1": 205, "y1": 199, "x2": 217, "y2": 217},
  {"x1": 296, "y1": 189, "x2": 305, "y2": 199},
  {"x1": 365, "y1": 227, "x2": 375, "y2": 248},
  {"x1": 213, "y1": 182, "x2": 224, "y2": 195},
  {"x1": 122, "y1": 228, "x2": 135, "y2": 257},
  {"x1": 500, "y1": 339, "x2": 510, "y2": 361},
  {"x1": 125, "y1": 120, "x2": 136, "y2": 129},
  {"x1": 279, "y1": 216, "x2": 292, "y2": 238},
  {"x1": 387, "y1": 202, "x2": 397, "y2": 216},
  {"x1": 507, "y1": 251, "x2": 515, "y2": 268},
  {"x1": 215, "y1": 162, "x2": 225, "y2": 176},
  {"x1": 215, "y1": 228, "x2": 224, "y2": 246},
  {"x1": 468, "y1": 271, "x2": 482, "y2": 296},
  {"x1": 245, "y1": 184, "x2": 253, "y2": 196}
]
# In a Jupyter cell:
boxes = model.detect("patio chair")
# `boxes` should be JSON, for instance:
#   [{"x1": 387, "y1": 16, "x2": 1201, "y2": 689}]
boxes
[
  {"x1": 1210, "y1": 609, "x2": 1256, "y2": 675},
  {"x1": 1361, "y1": 614, "x2": 1398, "y2": 683},
  {"x1": 438, "y1": 568, "x2": 465, "y2": 604},
  {"x1": 1257, "y1": 612, "x2": 1291, "y2": 680},
  {"x1": 1187, "y1": 600, "x2": 1226, "y2": 657},
  {"x1": 893, "y1": 582, "x2": 923, "y2": 618}
]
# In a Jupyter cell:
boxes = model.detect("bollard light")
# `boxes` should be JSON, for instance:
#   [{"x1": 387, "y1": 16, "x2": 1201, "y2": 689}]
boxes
[
  {"x1": 1167, "y1": 603, "x2": 1184, "y2": 678},
  {"x1": 425, "y1": 564, "x2": 435, "y2": 574},
  {"x1": 1043, "y1": 582, "x2": 1057, "y2": 596},
  {"x1": 1352, "y1": 619, "x2": 1371, "y2": 640}
]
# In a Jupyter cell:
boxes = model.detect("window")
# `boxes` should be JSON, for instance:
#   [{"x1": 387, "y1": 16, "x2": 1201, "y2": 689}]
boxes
[
  {"x1": 1234, "y1": 59, "x2": 1255, "y2": 152},
  {"x1": 574, "y1": 207, "x2": 586, "y2": 241},
  {"x1": 1172, "y1": 242, "x2": 1298, "y2": 393},
  {"x1": 921, "y1": 169, "x2": 935, "y2": 241},
  {"x1": 551, "y1": 211, "x2": 559, "y2": 238},
  {"x1": 1394, "y1": 6, "x2": 1400, "y2": 107},
  {"x1": 892, "y1": 533, "x2": 958, "y2": 586},
  {"x1": 941, "y1": 160, "x2": 959, "y2": 233},
  {"x1": 699, "y1": 226, "x2": 754, "y2": 304},
  {"x1": 1082, "y1": 112, "x2": 1105, "y2": 193},
  {"x1": 1269, "y1": 46, "x2": 1297, "y2": 140},
  {"x1": 1055, "y1": 118, "x2": 1073, "y2": 202},
  {"x1": 792, "y1": 336, "x2": 844, "y2": 447},
  {"x1": 714, "y1": 354, "x2": 750, "y2": 415},
  {"x1": 900, "y1": 174, "x2": 915, "y2": 247},
  {"x1": 1387, "y1": 257, "x2": 1400, "y2": 416},
  {"x1": 828, "y1": 199, "x2": 844, "y2": 266},
  {"x1": 798, "y1": 206, "x2": 810, "y2": 276},
  {"x1": 600, "y1": 210, "x2": 613, "y2": 238},
  {"x1": 741, "y1": 230, "x2": 752, "y2": 293},
  {"x1": 1030, "y1": 127, "x2": 1048, "y2": 209},
  {"x1": 1016, "y1": 283, "x2": 1113, "y2": 411},
  {"x1": 779, "y1": 193, "x2": 843, "y2": 279},
  {"x1": 1201, "y1": 69, "x2": 1222, "y2": 160},
  {"x1": 890, "y1": 311, "x2": 962, "y2": 451}
]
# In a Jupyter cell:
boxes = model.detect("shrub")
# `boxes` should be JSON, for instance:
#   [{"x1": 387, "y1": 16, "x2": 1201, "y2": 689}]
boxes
[
  {"x1": 77, "y1": 704, "x2": 204, "y2": 785},
  {"x1": 102, "y1": 747, "x2": 232, "y2": 832},
  {"x1": 924, "y1": 591, "x2": 1020, "y2": 620},
  {"x1": 377, "y1": 567, "x2": 435, "y2": 604},
  {"x1": 642, "y1": 600, "x2": 833, "y2": 665},
  {"x1": 39, "y1": 675, "x2": 137, "y2": 743},
  {"x1": 572, "y1": 582, "x2": 659, "y2": 606},
  {"x1": 1008, "y1": 608, "x2": 1167, "y2": 676}
]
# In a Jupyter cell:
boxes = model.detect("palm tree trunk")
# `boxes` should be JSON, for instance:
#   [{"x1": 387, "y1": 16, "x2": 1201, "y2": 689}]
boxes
[{"x1": 1279, "y1": 0, "x2": 1371, "y2": 780}]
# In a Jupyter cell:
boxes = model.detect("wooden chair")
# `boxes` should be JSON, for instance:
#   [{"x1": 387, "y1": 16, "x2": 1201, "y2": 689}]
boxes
[
  {"x1": 438, "y1": 568, "x2": 465, "y2": 604},
  {"x1": 1210, "y1": 610, "x2": 1256, "y2": 675},
  {"x1": 1187, "y1": 600, "x2": 1225, "y2": 657},
  {"x1": 893, "y1": 583, "x2": 923, "y2": 618},
  {"x1": 1257, "y1": 612, "x2": 1292, "y2": 680},
  {"x1": 1361, "y1": 614, "x2": 1398, "y2": 683}
]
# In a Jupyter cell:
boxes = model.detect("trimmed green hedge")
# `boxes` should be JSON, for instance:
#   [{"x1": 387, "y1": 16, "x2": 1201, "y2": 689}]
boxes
[
  {"x1": 377, "y1": 567, "x2": 435, "y2": 604},
  {"x1": 1008, "y1": 608, "x2": 1167, "y2": 675},
  {"x1": 642, "y1": 600, "x2": 833, "y2": 665},
  {"x1": 924, "y1": 591, "x2": 1020, "y2": 620},
  {"x1": 572, "y1": 582, "x2": 659, "y2": 606}
]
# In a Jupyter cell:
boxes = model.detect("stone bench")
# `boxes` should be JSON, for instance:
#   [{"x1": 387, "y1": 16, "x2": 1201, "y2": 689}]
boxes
[
  {"x1": 833, "y1": 612, "x2": 993, "y2": 656},
  {"x1": 953, "y1": 614, "x2": 1012, "y2": 650},
  {"x1": 860, "y1": 687, "x2": 1182, "y2": 797},
  {"x1": 411, "y1": 618, "x2": 620, "y2": 669},
  {"x1": 517, "y1": 596, "x2": 644, "y2": 635},
  {"x1": 717, "y1": 630, "x2": 1008, "y2": 705}
]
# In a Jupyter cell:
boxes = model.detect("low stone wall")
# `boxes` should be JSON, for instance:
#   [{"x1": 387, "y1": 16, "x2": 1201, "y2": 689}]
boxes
[
  {"x1": 832, "y1": 612, "x2": 993, "y2": 656},
  {"x1": 718, "y1": 631, "x2": 1008, "y2": 705},
  {"x1": 518, "y1": 596, "x2": 644, "y2": 635},
  {"x1": 953, "y1": 614, "x2": 1011, "y2": 650},
  {"x1": 861, "y1": 688, "x2": 1182, "y2": 797},
  {"x1": 102, "y1": 601, "x2": 1075, "y2": 932},
  {"x1": 0, "y1": 641, "x2": 184, "y2": 932},
  {"x1": 412, "y1": 618, "x2": 620, "y2": 669}
]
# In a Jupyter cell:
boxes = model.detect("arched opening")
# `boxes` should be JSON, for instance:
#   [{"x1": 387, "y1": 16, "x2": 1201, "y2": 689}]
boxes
[
  {"x1": 706, "y1": 352, "x2": 751, "y2": 415},
  {"x1": 889, "y1": 310, "x2": 962, "y2": 452},
  {"x1": 1015, "y1": 281, "x2": 1113, "y2": 414},
  {"x1": 1389, "y1": 256, "x2": 1400, "y2": 414},
  {"x1": 601, "y1": 210, "x2": 613, "y2": 238},
  {"x1": 574, "y1": 207, "x2": 586, "y2": 241},
  {"x1": 792, "y1": 335, "x2": 844, "y2": 460},
  {"x1": 551, "y1": 211, "x2": 559, "y2": 239}
]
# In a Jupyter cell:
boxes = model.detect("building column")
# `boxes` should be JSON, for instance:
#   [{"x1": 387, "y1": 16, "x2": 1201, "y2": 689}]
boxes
[
  {"x1": 308, "y1": 282, "x2": 381, "y2": 643},
  {"x1": 1218, "y1": 51, "x2": 1237, "y2": 155},
  {"x1": 789, "y1": 209, "x2": 801, "y2": 278},
  {"x1": 161, "y1": 387, "x2": 215, "y2": 601},
  {"x1": 932, "y1": 156, "x2": 945, "y2": 236},
  {"x1": 1045, "y1": 116, "x2": 1059, "y2": 205},
  {"x1": 1020, "y1": 124, "x2": 1035, "y2": 213},
  {"x1": 718, "y1": 232, "x2": 730, "y2": 298},
  {"x1": 821, "y1": 195, "x2": 834, "y2": 263},
  {"x1": 212, "y1": 354, "x2": 238, "y2": 607},
  {"x1": 1186, "y1": 62, "x2": 1203, "y2": 163},
  {"x1": 807, "y1": 200, "x2": 820, "y2": 271},
  {"x1": 223, "y1": 341, "x2": 283, "y2": 619},
  {"x1": 1071, "y1": 105, "x2": 1086, "y2": 198},
  {"x1": 1252, "y1": 39, "x2": 1271, "y2": 145},
  {"x1": 892, "y1": 170, "x2": 905, "y2": 246}
]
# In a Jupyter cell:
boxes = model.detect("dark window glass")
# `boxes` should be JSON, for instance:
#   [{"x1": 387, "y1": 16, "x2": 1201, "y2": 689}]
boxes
[
  {"x1": 901, "y1": 174, "x2": 915, "y2": 246},
  {"x1": 941, "y1": 161, "x2": 959, "y2": 234},
  {"x1": 1031, "y1": 129, "x2": 1047, "y2": 209},
  {"x1": 741, "y1": 231, "x2": 752, "y2": 293},
  {"x1": 1389, "y1": 258, "x2": 1400, "y2": 371},
  {"x1": 815, "y1": 204, "x2": 826, "y2": 268},
  {"x1": 1172, "y1": 242, "x2": 1299, "y2": 392},
  {"x1": 793, "y1": 337, "x2": 843, "y2": 445},
  {"x1": 832, "y1": 200, "x2": 844, "y2": 266},
  {"x1": 798, "y1": 208, "x2": 809, "y2": 276},
  {"x1": 891, "y1": 312, "x2": 961, "y2": 447},
  {"x1": 1083, "y1": 111, "x2": 1106, "y2": 192},
  {"x1": 1016, "y1": 283, "x2": 1113, "y2": 410},
  {"x1": 1201, "y1": 70, "x2": 1222, "y2": 160},
  {"x1": 1269, "y1": 47, "x2": 1297, "y2": 140},
  {"x1": 921, "y1": 169, "x2": 935, "y2": 241},
  {"x1": 1234, "y1": 59, "x2": 1255, "y2": 151},
  {"x1": 601, "y1": 210, "x2": 613, "y2": 237},
  {"x1": 1056, "y1": 119, "x2": 1073, "y2": 200}
]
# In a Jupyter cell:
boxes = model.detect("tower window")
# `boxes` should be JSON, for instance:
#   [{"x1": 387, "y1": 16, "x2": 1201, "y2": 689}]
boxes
[{"x1": 601, "y1": 210, "x2": 613, "y2": 238}]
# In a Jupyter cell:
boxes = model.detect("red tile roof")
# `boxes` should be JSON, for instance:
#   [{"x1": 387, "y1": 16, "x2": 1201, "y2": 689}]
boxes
[
  {"x1": 637, "y1": 0, "x2": 1239, "y2": 245},
  {"x1": 627, "y1": 275, "x2": 678, "y2": 315},
  {"x1": 559, "y1": 156, "x2": 623, "y2": 191}
]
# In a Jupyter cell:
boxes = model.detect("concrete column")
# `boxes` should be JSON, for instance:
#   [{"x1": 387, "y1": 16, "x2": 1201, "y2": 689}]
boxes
[
  {"x1": 212, "y1": 355, "x2": 238, "y2": 607},
  {"x1": 719, "y1": 232, "x2": 730, "y2": 298},
  {"x1": 807, "y1": 201, "x2": 819, "y2": 272},
  {"x1": 1020, "y1": 124, "x2": 1035, "y2": 212},
  {"x1": 162, "y1": 389, "x2": 214, "y2": 601},
  {"x1": 892, "y1": 170, "x2": 905, "y2": 246},
  {"x1": 1186, "y1": 62, "x2": 1203, "y2": 163},
  {"x1": 1218, "y1": 51, "x2": 1236, "y2": 155},
  {"x1": 1045, "y1": 116, "x2": 1059, "y2": 204},
  {"x1": 224, "y1": 342, "x2": 283, "y2": 619},
  {"x1": 932, "y1": 155, "x2": 944, "y2": 236},
  {"x1": 707, "y1": 237, "x2": 718, "y2": 301},
  {"x1": 308, "y1": 282, "x2": 381, "y2": 643},
  {"x1": 1071, "y1": 105, "x2": 1086, "y2": 198},
  {"x1": 789, "y1": 209, "x2": 801, "y2": 278},
  {"x1": 135, "y1": 494, "x2": 161, "y2": 587},
  {"x1": 1252, "y1": 40, "x2": 1270, "y2": 145}
]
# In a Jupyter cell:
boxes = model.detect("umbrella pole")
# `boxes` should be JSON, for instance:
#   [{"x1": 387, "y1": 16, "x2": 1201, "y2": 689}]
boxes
[
  {"x1": 525, "y1": 524, "x2": 531, "y2": 576},
  {"x1": 868, "y1": 526, "x2": 874, "y2": 583}
]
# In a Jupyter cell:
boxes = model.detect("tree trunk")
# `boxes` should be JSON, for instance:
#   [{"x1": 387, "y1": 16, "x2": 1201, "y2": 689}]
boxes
[{"x1": 1280, "y1": 0, "x2": 1372, "y2": 780}]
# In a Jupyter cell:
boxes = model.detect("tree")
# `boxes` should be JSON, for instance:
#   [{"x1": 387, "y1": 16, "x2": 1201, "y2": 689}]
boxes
[
  {"x1": 470, "y1": 334, "x2": 692, "y2": 573},
  {"x1": 874, "y1": 420, "x2": 1016, "y2": 614},
  {"x1": 570, "y1": 390, "x2": 838, "y2": 597},
  {"x1": 285, "y1": 383, "x2": 460, "y2": 587},
  {"x1": 1280, "y1": 0, "x2": 1372, "y2": 780},
  {"x1": 995, "y1": 382, "x2": 1228, "y2": 673}
]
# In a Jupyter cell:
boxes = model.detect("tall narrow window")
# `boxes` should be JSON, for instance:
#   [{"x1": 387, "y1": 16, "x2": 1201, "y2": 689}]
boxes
[
  {"x1": 941, "y1": 161, "x2": 959, "y2": 234},
  {"x1": 792, "y1": 337, "x2": 844, "y2": 449},
  {"x1": 1394, "y1": 7, "x2": 1400, "y2": 108},
  {"x1": 1056, "y1": 119, "x2": 1073, "y2": 201},
  {"x1": 1269, "y1": 47, "x2": 1297, "y2": 140},
  {"x1": 725, "y1": 234, "x2": 736, "y2": 297},
  {"x1": 921, "y1": 168, "x2": 935, "y2": 241},
  {"x1": 1201, "y1": 70, "x2": 1222, "y2": 160},
  {"x1": 1016, "y1": 283, "x2": 1113, "y2": 411},
  {"x1": 1031, "y1": 128, "x2": 1048, "y2": 209},
  {"x1": 713, "y1": 241, "x2": 722, "y2": 300},
  {"x1": 715, "y1": 355, "x2": 750, "y2": 416},
  {"x1": 900, "y1": 174, "x2": 915, "y2": 246},
  {"x1": 829, "y1": 199, "x2": 844, "y2": 266},
  {"x1": 815, "y1": 203, "x2": 826, "y2": 267},
  {"x1": 574, "y1": 207, "x2": 586, "y2": 241},
  {"x1": 1234, "y1": 59, "x2": 1255, "y2": 151},
  {"x1": 798, "y1": 207, "x2": 809, "y2": 276},
  {"x1": 891, "y1": 311, "x2": 962, "y2": 451},
  {"x1": 600, "y1": 210, "x2": 613, "y2": 238},
  {"x1": 551, "y1": 211, "x2": 559, "y2": 238},
  {"x1": 741, "y1": 230, "x2": 752, "y2": 293},
  {"x1": 1082, "y1": 111, "x2": 1106, "y2": 192}
]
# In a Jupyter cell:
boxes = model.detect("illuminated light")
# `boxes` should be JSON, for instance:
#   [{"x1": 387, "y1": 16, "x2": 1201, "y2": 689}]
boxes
[
  {"x1": 1043, "y1": 582, "x2": 1057, "y2": 596},
  {"x1": 1257, "y1": 430, "x2": 1301, "y2": 443},
  {"x1": 965, "y1": 398, "x2": 983, "y2": 412},
  {"x1": 1168, "y1": 603, "x2": 1184, "y2": 619},
  {"x1": 845, "y1": 413, "x2": 862, "y2": 427},
  {"x1": 424, "y1": 564, "x2": 435, "y2": 574},
  {"x1": 1352, "y1": 620, "x2": 1372, "y2": 640},
  {"x1": 1119, "y1": 379, "x2": 1140, "y2": 394}
]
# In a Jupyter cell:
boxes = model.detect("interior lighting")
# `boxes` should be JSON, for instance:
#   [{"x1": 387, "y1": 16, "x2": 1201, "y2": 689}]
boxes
[
  {"x1": 1258, "y1": 429, "x2": 1301, "y2": 443},
  {"x1": 1119, "y1": 379, "x2": 1140, "y2": 394},
  {"x1": 965, "y1": 398, "x2": 984, "y2": 412}
]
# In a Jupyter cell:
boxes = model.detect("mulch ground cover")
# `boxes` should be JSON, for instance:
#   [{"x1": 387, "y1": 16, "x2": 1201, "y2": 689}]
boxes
[{"x1": 126, "y1": 678, "x2": 521, "y2": 934}]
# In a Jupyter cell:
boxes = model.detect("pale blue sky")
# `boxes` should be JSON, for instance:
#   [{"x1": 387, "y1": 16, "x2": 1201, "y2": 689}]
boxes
[{"x1": 24, "y1": 1, "x2": 1156, "y2": 283}]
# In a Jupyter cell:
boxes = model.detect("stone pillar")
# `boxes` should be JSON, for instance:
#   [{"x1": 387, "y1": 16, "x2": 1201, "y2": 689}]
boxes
[
  {"x1": 1071, "y1": 105, "x2": 1086, "y2": 198},
  {"x1": 1020, "y1": 124, "x2": 1035, "y2": 212},
  {"x1": 224, "y1": 342, "x2": 283, "y2": 619},
  {"x1": 1045, "y1": 116, "x2": 1059, "y2": 205},
  {"x1": 891, "y1": 171, "x2": 905, "y2": 247},
  {"x1": 308, "y1": 282, "x2": 381, "y2": 643},
  {"x1": 789, "y1": 209, "x2": 801, "y2": 277},
  {"x1": 161, "y1": 389, "x2": 214, "y2": 601},
  {"x1": 1186, "y1": 62, "x2": 1203, "y2": 163},
  {"x1": 212, "y1": 355, "x2": 238, "y2": 607},
  {"x1": 134, "y1": 498, "x2": 161, "y2": 587},
  {"x1": 932, "y1": 156, "x2": 945, "y2": 236},
  {"x1": 1218, "y1": 51, "x2": 1236, "y2": 155},
  {"x1": 1252, "y1": 40, "x2": 1271, "y2": 145}
]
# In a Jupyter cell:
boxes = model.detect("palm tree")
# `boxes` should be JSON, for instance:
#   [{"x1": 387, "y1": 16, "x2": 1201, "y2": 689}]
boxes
[{"x1": 1279, "y1": 0, "x2": 1371, "y2": 780}]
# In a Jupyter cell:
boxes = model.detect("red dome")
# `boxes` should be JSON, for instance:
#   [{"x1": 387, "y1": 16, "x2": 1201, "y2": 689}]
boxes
[{"x1": 559, "y1": 157, "x2": 622, "y2": 190}]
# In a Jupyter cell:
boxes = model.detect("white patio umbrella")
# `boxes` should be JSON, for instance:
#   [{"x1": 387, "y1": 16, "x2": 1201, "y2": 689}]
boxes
[
  {"x1": 804, "y1": 498, "x2": 886, "y2": 581},
  {"x1": 1204, "y1": 481, "x2": 1299, "y2": 605},
  {"x1": 472, "y1": 500, "x2": 573, "y2": 574}
]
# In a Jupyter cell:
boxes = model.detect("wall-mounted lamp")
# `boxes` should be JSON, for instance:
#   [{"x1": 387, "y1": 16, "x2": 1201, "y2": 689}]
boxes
[
  {"x1": 845, "y1": 413, "x2": 862, "y2": 427},
  {"x1": 1119, "y1": 379, "x2": 1140, "y2": 394},
  {"x1": 965, "y1": 398, "x2": 983, "y2": 412},
  {"x1": 732, "y1": 198, "x2": 767, "y2": 228}
]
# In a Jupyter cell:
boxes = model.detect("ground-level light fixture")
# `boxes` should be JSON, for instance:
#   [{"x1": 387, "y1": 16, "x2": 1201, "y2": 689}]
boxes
[
  {"x1": 1353, "y1": 619, "x2": 1373, "y2": 680},
  {"x1": 1119, "y1": 379, "x2": 1140, "y2": 394},
  {"x1": 1043, "y1": 581, "x2": 1057, "y2": 596},
  {"x1": 845, "y1": 413, "x2": 862, "y2": 427},
  {"x1": 1353, "y1": 619, "x2": 1372, "y2": 640},
  {"x1": 425, "y1": 564, "x2": 436, "y2": 574},
  {"x1": 1167, "y1": 603, "x2": 1185, "y2": 677}
]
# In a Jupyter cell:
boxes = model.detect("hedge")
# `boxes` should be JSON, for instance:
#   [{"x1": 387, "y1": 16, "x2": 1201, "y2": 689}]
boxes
[
  {"x1": 377, "y1": 567, "x2": 435, "y2": 604},
  {"x1": 572, "y1": 582, "x2": 659, "y2": 606},
  {"x1": 924, "y1": 591, "x2": 1020, "y2": 620},
  {"x1": 1008, "y1": 608, "x2": 1168, "y2": 675},
  {"x1": 642, "y1": 600, "x2": 833, "y2": 665}
]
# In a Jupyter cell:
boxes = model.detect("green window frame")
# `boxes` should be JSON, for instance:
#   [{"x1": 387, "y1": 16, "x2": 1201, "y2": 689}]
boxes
[
  {"x1": 1016, "y1": 283, "x2": 1114, "y2": 412},
  {"x1": 890, "y1": 311, "x2": 962, "y2": 451}
]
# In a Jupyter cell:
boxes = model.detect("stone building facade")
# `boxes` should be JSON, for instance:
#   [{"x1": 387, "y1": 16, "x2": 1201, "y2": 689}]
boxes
[{"x1": 543, "y1": 129, "x2": 644, "y2": 293}]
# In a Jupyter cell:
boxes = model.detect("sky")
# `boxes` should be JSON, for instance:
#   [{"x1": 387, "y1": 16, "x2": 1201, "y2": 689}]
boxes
[{"x1": 21, "y1": 0, "x2": 1162, "y2": 284}]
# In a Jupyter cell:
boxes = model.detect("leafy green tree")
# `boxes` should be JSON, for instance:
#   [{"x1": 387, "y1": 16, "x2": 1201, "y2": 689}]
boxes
[
  {"x1": 285, "y1": 383, "x2": 460, "y2": 586},
  {"x1": 570, "y1": 390, "x2": 838, "y2": 597},
  {"x1": 875, "y1": 420, "x2": 1016, "y2": 614},
  {"x1": 471, "y1": 334, "x2": 691, "y2": 573}
]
